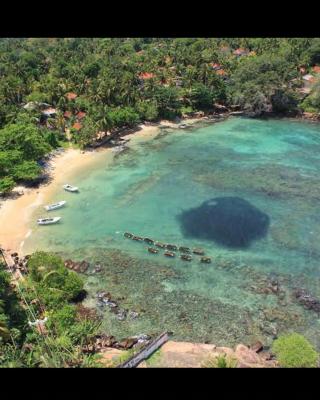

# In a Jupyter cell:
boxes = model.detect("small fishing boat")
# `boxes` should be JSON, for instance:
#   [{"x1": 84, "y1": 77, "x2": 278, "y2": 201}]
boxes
[
  {"x1": 148, "y1": 247, "x2": 159, "y2": 254},
  {"x1": 164, "y1": 251, "x2": 176, "y2": 258},
  {"x1": 155, "y1": 242, "x2": 166, "y2": 248},
  {"x1": 144, "y1": 237, "x2": 154, "y2": 245},
  {"x1": 37, "y1": 217, "x2": 61, "y2": 225},
  {"x1": 44, "y1": 200, "x2": 66, "y2": 211},
  {"x1": 201, "y1": 256, "x2": 212, "y2": 264},
  {"x1": 63, "y1": 184, "x2": 79, "y2": 192},
  {"x1": 166, "y1": 244, "x2": 178, "y2": 251},
  {"x1": 179, "y1": 124, "x2": 188, "y2": 129},
  {"x1": 193, "y1": 248, "x2": 205, "y2": 256},
  {"x1": 124, "y1": 232, "x2": 133, "y2": 239},
  {"x1": 179, "y1": 246, "x2": 191, "y2": 253},
  {"x1": 180, "y1": 254, "x2": 192, "y2": 261},
  {"x1": 132, "y1": 235, "x2": 143, "y2": 241}
]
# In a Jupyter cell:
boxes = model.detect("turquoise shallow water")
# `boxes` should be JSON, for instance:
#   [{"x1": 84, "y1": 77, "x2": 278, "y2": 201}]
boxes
[{"x1": 24, "y1": 117, "x2": 320, "y2": 348}]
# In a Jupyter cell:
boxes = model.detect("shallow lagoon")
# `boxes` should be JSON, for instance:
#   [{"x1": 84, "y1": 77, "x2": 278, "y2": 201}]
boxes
[{"x1": 24, "y1": 117, "x2": 320, "y2": 348}]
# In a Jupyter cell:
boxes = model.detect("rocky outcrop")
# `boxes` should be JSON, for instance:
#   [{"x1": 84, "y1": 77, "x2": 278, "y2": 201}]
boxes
[
  {"x1": 64, "y1": 259, "x2": 89, "y2": 273},
  {"x1": 293, "y1": 288, "x2": 320, "y2": 314},
  {"x1": 134, "y1": 341, "x2": 278, "y2": 368}
]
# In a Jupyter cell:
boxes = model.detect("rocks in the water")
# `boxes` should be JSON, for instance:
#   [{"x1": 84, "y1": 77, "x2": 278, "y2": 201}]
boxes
[
  {"x1": 294, "y1": 288, "x2": 320, "y2": 313},
  {"x1": 64, "y1": 259, "x2": 89, "y2": 273}
]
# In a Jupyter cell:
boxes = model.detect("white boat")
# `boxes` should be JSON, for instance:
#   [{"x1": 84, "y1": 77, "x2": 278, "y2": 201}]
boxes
[
  {"x1": 37, "y1": 217, "x2": 61, "y2": 225},
  {"x1": 44, "y1": 201, "x2": 66, "y2": 211},
  {"x1": 63, "y1": 184, "x2": 79, "y2": 192}
]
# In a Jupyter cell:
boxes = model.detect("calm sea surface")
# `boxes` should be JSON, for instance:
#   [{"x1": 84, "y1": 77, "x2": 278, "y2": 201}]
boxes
[{"x1": 24, "y1": 117, "x2": 320, "y2": 348}]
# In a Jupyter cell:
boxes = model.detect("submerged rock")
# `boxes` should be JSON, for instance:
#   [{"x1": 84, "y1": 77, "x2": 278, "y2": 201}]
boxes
[{"x1": 294, "y1": 288, "x2": 320, "y2": 313}]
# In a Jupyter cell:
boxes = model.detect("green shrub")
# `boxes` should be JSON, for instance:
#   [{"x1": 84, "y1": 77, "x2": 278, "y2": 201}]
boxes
[
  {"x1": 201, "y1": 353, "x2": 238, "y2": 368},
  {"x1": 272, "y1": 333, "x2": 319, "y2": 368}
]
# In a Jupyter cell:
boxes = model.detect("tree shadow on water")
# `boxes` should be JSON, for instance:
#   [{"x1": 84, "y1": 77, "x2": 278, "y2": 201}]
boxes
[{"x1": 177, "y1": 197, "x2": 270, "y2": 249}]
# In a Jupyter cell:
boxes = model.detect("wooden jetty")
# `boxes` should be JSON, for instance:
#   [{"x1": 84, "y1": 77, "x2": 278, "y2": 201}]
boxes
[{"x1": 116, "y1": 331, "x2": 170, "y2": 368}]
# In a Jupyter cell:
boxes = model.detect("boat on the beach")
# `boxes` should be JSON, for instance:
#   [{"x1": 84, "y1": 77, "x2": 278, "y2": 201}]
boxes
[
  {"x1": 179, "y1": 124, "x2": 188, "y2": 129},
  {"x1": 37, "y1": 217, "x2": 61, "y2": 225},
  {"x1": 63, "y1": 184, "x2": 79, "y2": 192},
  {"x1": 44, "y1": 200, "x2": 66, "y2": 211}
]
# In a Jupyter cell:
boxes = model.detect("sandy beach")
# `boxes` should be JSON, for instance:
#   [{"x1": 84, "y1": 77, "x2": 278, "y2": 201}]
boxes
[
  {"x1": 0, "y1": 117, "x2": 207, "y2": 254},
  {"x1": 0, "y1": 147, "x2": 111, "y2": 253}
]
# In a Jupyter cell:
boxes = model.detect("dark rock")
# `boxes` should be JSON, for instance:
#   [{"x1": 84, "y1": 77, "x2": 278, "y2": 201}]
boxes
[
  {"x1": 250, "y1": 341, "x2": 263, "y2": 353},
  {"x1": 11, "y1": 252, "x2": 18, "y2": 257},
  {"x1": 294, "y1": 288, "x2": 320, "y2": 313},
  {"x1": 117, "y1": 337, "x2": 138, "y2": 349}
]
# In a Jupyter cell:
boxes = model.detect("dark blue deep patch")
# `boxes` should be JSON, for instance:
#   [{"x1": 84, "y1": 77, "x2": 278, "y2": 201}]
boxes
[{"x1": 177, "y1": 197, "x2": 270, "y2": 248}]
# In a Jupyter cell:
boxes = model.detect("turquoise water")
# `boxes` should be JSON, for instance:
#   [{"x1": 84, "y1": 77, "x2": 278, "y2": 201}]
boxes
[{"x1": 24, "y1": 117, "x2": 320, "y2": 348}]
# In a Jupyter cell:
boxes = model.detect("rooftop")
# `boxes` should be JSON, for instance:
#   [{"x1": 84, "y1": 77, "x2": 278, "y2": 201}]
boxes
[
  {"x1": 139, "y1": 72, "x2": 155, "y2": 80},
  {"x1": 65, "y1": 92, "x2": 77, "y2": 100},
  {"x1": 72, "y1": 122, "x2": 82, "y2": 131}
]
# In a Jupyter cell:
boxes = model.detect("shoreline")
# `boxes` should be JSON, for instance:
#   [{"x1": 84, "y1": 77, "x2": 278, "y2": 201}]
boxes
[
  {"x1": 1, "y1": 111, "x2": 315, "y2": 255},
  {"x1": 0, "y1": 119, "x2": 200, "y2": 255}
]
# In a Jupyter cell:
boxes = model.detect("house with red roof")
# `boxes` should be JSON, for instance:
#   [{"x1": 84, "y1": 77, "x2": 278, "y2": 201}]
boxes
[
  {"x1": 72, "y1": 122, "x2": 82, "y2": 131},
  {"x1": 312, "y1": 66, "x2": 320, "y2": 74},
  {"x1": 138, "y1": 72, "x2": 155, "y2": 80},
  {"x1": 65, "y1": 92, "x2": 77, "y2": 100},
  {"x1": 63, "y1": 111, "x2": 72, "y2": 119},
  {"x1": 76, "y1": 111, "x2": 86, "y2": 120},
  {"x1": 233, "y1": 48, "x2": 250, "y2": 57},
  {"x1": 216, "y1": 69, "x2": 227, "y2": 77},
  {"x1": 211, "y1": 63, "x2": 222, "y2": 71}
]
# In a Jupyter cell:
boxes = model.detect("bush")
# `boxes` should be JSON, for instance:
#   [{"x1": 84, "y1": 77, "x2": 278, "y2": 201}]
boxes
[
  {"x1": 0, "y1": 176, "x2": 15, "y2": 195},
  {"x1": 201, "y1": 353, "x2": 238, "y2": 368},
  {"x1": 272, "y1": 333, "x2": 319, "y2": 368}
]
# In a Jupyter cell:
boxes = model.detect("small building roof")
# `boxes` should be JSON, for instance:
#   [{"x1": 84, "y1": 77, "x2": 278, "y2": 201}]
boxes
[
  {"x1": 72, "y1": 122, "x2": 82, "y2": 131},
  {"x1": 211, "y1": 63, "x2": 222, "y2": 70},
  {"x1": 42, "y1": 107, "x2": 57, "y2": 115},
  {"x1": 216, "y1": 69, "x2": 227, "y2": 76},
  {"x1": 65, "y1": 92, "x2": 78, "y2": 100},
  {"x1": 312, "y1": 66, "x2": 320, "y2": 74},
  {"x1": 138, "y1": 72, "x2": 155, "y2": 80},
  {"x1": 76, "y1": 111, "x2": 86, "y2": 120},
  {"x1": 233, "y1": 48, "x2": 249, "y2": 56},
  {"x1": 64, "y1": 111, "x2": 72, "y2": 118}
]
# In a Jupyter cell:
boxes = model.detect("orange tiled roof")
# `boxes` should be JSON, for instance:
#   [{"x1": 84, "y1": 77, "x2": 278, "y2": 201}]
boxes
[
  {"x1": 216, "y1": 69, "x2": 227, "y2": 76},
  {"x1": 312, "y1": 66, "x2": 320, "y2": 74},
  {"x1": 211, "y1": 63, "x2": 222, "y2": 70},
  {"x1": 64, "y1": 111, "x2": 72, "y2": 118},
  {"x1": 72, "y1": 122, "x2": 82, "y2": 130},
  {"x1": 233, "y1": 48, "x2": 249, "y2": 56},
  {"x1": 65, "y1": 92, "x2": 77, "y2": 100},
  {"x1": 76, "y1": 111, "x2": 86, "y2": 120},
  {"x1": 139, "y1": 72, "x2": 155, "y2": 80}
]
